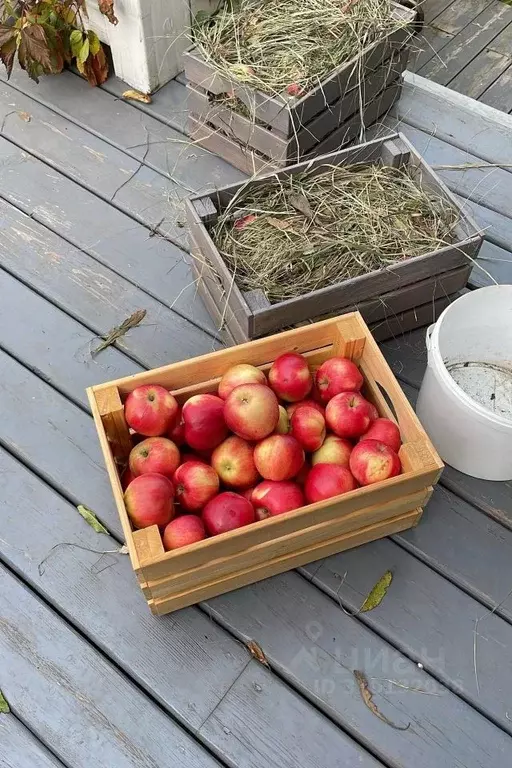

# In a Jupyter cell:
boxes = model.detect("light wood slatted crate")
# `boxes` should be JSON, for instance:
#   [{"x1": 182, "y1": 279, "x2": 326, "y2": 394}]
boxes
[
  {"x1": 183, "y1": 3, "x2": 417, "y2": 173},
  {"x1": 186, "y1": 133, "x2": 482, "y2": 344},
  {"x1": 88, "y1": 312, "x2": 443, "y2": 615}
]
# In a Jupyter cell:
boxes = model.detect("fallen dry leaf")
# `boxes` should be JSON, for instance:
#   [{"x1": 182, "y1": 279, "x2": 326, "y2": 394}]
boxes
[
  {"x1": 360, "y1": 570, "x2": 393, "y2": 612},
  {"x1": 288, "y1": 192, "x2": 314, "y2": 220},
  {"x1": 266, "y1": 216, "x2": 295, "y2": 231},
  {"x1": 122, "y1": 89, "x2": 152, "y2": 104},
  {"x1": 92, "y1": 309, "x2": 146, "y2": 356},
  {"x1": 18, "y1": 111, "x2": 31, "y2": 122},
  {"x1": 247, "y1": 640, "x2": 270, "y2": 667},
  {"x1": 77, "y1": 505, "x2": 109, "y2": 535},
  {"x1": 99, "y1": 0, "x2": 118, "y2": 24},
  {"x1": 0, "y1": 690, "x2": 9, "y2": 714},
  {"x1": 354, "y1": 670, "x2": 410, "y2": 730}
]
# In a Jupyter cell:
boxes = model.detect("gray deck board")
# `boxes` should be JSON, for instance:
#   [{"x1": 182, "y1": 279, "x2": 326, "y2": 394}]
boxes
[
  {"x1": 0, "y1": 564, "x2": 223, "y2": 768},
  {"x1": 448, "y1": 48, "x2": 511, "y2": 99},
  {"x1": 0, "y1": 53, "x2": 511, "y2": 768},
  {"x1": 0, "y1": 446, "x2": 382, "y2": 767},
  {"x1": 432, "y1": 0, "x2": 495, "y2": 34},
  {"x1": 0, "y1": 137, "x2": 217, "y2": 335},
  {"x1": 198, "y1": 661, "x2": 382, "y2": 768},
  {"x1": 0, "y1": 198, "x2": 219, "y2": 367},
  {"x1": 303, "y1": 536, "x2": 512, "y2": 737},
  {"x1": 418, "y1": 4, "x2": 512, "y2": 85},
  {"x1": 1, "y1": 68, "x2": 243, "y2": 206},
  {"x1": 0, "y1": 717, "x2": 65, "y2": 768},
  {"x1": 0, "y1": 268, "x2": 140, "y2": 409},
  {"x1": 207, "y1": 571, "x2": 512, "y2": 766},
  {"x1": 480, "y1": 64, "x2": 512, "y2": 112}
]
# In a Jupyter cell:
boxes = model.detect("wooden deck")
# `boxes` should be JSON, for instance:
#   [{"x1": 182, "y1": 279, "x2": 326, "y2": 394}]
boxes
[
  {"x1": 414, "y1": 0, "x2": 512, "y2": 112},
  {"x1": 0, "y1": 59, "x2": 511, "y2": 768}
]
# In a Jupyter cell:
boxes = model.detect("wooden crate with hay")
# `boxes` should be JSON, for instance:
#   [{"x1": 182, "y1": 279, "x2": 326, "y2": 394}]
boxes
[
  {"x1": 186, "y1": 133, "x2": 483, "y2": 344},
  {"x1": 88, "y1": 311, "x2": 443, "y2": 615},
  {"x1": 184, "y1": 0, "x2": 418, "y2": 173}
]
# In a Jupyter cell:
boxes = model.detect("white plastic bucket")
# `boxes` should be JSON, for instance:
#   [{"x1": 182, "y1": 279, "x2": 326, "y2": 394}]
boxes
[{"x1": 416, "y1": 285, "x2": 512, "y2": 481}]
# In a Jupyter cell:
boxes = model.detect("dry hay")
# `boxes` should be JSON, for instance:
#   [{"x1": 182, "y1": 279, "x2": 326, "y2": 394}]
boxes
[{"x1": 212, "y1": 162, "x2": 459, "y2": 303}]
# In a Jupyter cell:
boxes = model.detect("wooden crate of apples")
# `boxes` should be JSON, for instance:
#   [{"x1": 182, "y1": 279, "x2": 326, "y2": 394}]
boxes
[{"x1": 89, "y1": 312, "x2": 443, "y2": 615}]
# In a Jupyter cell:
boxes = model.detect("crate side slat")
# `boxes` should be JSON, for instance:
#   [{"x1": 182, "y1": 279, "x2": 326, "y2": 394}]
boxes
[
  {"x1": 146, "y1": 488, "x2": 431, "y2": 598},
  {"x1": 151, "y1": 508, "x2": 422, "y2": 614},
  {"x1": 86, "y1": 387, "x2": 140, "y2": 574}
]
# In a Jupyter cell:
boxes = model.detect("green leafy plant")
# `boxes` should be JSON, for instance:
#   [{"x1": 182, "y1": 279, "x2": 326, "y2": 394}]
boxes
[{"x1": 0, "y1": 1, "x2": 115, "y2": 86}]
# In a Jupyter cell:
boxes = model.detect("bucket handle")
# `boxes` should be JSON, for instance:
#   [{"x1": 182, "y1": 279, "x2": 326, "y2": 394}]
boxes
[{"x1": 425, "y1": 323, "x2": 436, "y2": 364}]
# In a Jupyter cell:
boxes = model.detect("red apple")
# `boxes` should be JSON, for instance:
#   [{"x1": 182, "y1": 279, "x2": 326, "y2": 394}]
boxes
[
  {"x1": 243, "y1": 487, "x2": 256, "y2": 504},
  {"x1": 124, "y1": 473, "x2": 175, "y2": 528},
  {"x1": 218, "y1": 363, "x2": 267, "y2": 400},
  {"x1": 286, "y1": 399, "x2": 325, "y2": 419},
  {"x1": 275, "y1": 405, "x2": 290, "y2": 434},
  {"x1": 311, "y1": 435, "x2": 352, "y2": 467},
  {"x1": 224, "y1": 383, "x2": 279, "y2": 440},
  {"x1": 129, "y1": 437, "x2": 180, "y2": 479},
  {"x1": 290, "y1": 406, "x2": 326, "y2": 452},
  {"x1": 168, "y1": 406, "x2": 185, "y2": 446},
  {"x1": 361, "y1": 418, "x2": 401, "y2": 453},
  {"x1": 268, "y1": 352, "x2": 312, "y2": 402},
  {"x1": 124, "y1": 385, "x2": 179, "y2": 436},
  {"x1": 182, "y1": 394, "x2": 228, "y2": 451},
  {"x1": 211, "y1": 436, "x2": 259, "y2": 489},
  {"x1": 163, "y1": 515, "x2": 206, "y2": 550},
  {"x1": 315, "y1": 357, "x2": 363, "y2": 402},
  {"x1": 368, "y1": 403, "x2": 379, "y2": 421},
  {"x1": 350, "y1": 439, "x2": 401, "y2": 486},
  {"x1": 325, "y1": 391, "x2": 373, "y2": 438},
  {"x1": 252, "y1": 480, "x2": 304, "y2": 519},
  {"x1": 202, "y1": 492, "x2": 256, "y2": 535},
  {"x1": 304, "y1": 464, "x2": 357, "y2": 503},
  {"x1": 121, "y1": 467, "x2": 136, "y2": 491},
  {"x1": 173, "y1": 461, "x2": 219, "y2": 511},
  {"x1": 253, "y1": 434, "x2": 304, "y2": 481}
]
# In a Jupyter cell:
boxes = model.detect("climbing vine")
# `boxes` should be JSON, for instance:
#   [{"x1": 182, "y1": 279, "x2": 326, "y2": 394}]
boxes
[{"x1": 0, "y1": 1, "x2": 117, "y2": 86}]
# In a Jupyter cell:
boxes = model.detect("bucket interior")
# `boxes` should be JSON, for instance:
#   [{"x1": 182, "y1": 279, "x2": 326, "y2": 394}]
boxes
[{"x1": 436, "y1": 287, "x2": 512, "y2": 422}]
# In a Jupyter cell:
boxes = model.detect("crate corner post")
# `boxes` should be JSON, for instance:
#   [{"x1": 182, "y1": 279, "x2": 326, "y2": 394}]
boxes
[{"x1": 331, "y1": 313, "x2": 367, "y2": 360}]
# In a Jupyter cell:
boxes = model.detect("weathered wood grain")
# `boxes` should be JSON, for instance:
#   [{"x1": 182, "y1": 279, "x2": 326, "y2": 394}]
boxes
[
  {"x1": 0, "y1": 198, "x2": 219, "y2": 366},
  {"x1": 0, "y1": 564, "x2": 223, "y2": 768},
  {"x1": 453, "y1": 195, "x2": 512, "y2": 252},
  {"x1": 198, "y1": 660, "x2": 383, "y2": 768},
  {"x1": 0, "y1": 450, "x2": 380, "y2": 768},
  {"x1": 101, "y1": 74, "x2": 190, "y2": 133},
  {"x1": 395, "y1": 72, "x2": 512, "y2": 168},
  {"x1": 1, "y1": 69, "x2": 243, "y2": 198},
  {"x1": 419, "y1": 3, "x2": 511, "y2": 85},
  {"x1": 488, "y1": 19, "x2": 512, "y2": 55},
  {"x1": 0, "y1": 445, "x2": 249, "y2": 727},
  {"x1": 432, "y1": 0, "x2": 496, "y2": 34},
  {"x1": 304, "y1": 532, "x2": 512, "y2": 737},
  {"x1": 480, "y1": 64, "x2": 512, "y2": 112},
  {"x1": 410, "y1": 25, "x2": 453, "y2": 72},
  {"x1": 424, "y1": 0, "x2": 464, "y2": 23},
  {"x1": 0, "y1": 269, "x2": 141, "y2": 409},
  {"x1": 448, "y1": 49, "x2": 511, "y2": 99},
  {"x1": 468, "y1": 240, "x2": 512, "y2": 288},
  {"x1": 207, "y1": 569, "x2": 512, "y2": 766},
  {"x1": 369, "y1": 117, "x2": 512, "y2": 220},
  {"x1": 0, "y1": 136, "x2": 217, "y2": 335},
  {"x1": 0, "y1": 716, "x2": 65, "y2": 768}
]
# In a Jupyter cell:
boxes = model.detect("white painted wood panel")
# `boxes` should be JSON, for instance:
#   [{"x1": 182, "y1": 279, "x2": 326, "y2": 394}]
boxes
[{"x1": 85, "y1": 0, "x2": 218, "y2": 93}]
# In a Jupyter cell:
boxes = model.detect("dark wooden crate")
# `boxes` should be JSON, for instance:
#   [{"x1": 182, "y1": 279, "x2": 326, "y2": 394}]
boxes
[
  {"x1": 186, "y1": 133, "x2": 483, "y2": 342},
  {"x1": 183, "y1": 3, "x2": 416, "y2": 135},
  {"x1": 186, "y1": 47, "x2": 410, "y2": 169},
  {"x1": 188, "y1": 81, "x2": 403, "y2": 176}
]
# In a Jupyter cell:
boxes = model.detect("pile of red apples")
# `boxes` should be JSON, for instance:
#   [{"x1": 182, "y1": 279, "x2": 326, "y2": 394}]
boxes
[{"x1": 122, "y1": 353, "x2": 402, "y2": 551}]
